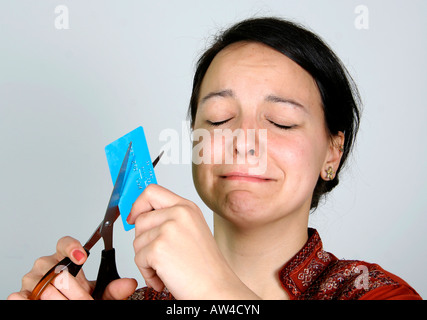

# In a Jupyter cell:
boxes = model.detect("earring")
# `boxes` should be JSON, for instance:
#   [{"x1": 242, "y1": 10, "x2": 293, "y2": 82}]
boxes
[
  {"x1": 339, "y1": 145, "x2": 344, "y2": 153},
  {"x1": 326, "y1": 167, "x2": 335, "y2": 181}
]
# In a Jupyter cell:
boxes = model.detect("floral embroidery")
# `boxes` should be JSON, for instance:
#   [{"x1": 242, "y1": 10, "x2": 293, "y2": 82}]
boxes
[
  {"x1": 297, "y1": 259, "x2": 325, "y2": 287},
  {"x1": 128, "y1": 286, "x2": 175, "y2": 300},
  {"x1": 279, "y1": 229, "x2": 400, "y2": 300},
  {"x1": 128, "y1": 228, "x2": 415, "y2": 300},
  {"x1": 317, "y1": 250, "x2": 331, "y2": 262}
]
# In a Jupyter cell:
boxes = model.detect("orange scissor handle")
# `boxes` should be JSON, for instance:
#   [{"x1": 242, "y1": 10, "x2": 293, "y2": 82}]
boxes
[{"x1": 29, "y1": 251, "x2": 89, "y2": 300}]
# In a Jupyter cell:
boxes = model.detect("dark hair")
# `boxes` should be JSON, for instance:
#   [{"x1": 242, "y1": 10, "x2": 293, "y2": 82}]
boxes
[{"x1": 188, "y1": 17, "x2": 361, "y2": 210}]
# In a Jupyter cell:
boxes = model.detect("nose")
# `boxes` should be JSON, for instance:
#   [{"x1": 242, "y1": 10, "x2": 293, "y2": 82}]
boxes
[
  {"x1": 234, "y1": 128, "x2": 258, "y2": 158},
  {"x1": 223, "y1": 118, "x2": 267, "y2": 175},
  {"x1": 218, "y1": 116, "x2": 267, "y2": 168}
]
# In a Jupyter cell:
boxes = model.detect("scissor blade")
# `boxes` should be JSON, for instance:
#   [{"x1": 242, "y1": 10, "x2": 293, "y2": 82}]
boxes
[
  {"x1": 110, "y1": 142, "x2": 133, "y2": 209},
  {"x1": 152, "y1": 150, "x2": 164, "y2": 168},
  {"x1": 152, "y1": 152, "x2": 163, "y2": 169},
  {"x1": 83, "y1": 221, "x2": 103, "y2": 251},
  {"x1": 83, "y1": 148, "x2": 163, "y2": 251},
  {"x1": 99, "y1": 142, "x2": 133, "y2": 235}
]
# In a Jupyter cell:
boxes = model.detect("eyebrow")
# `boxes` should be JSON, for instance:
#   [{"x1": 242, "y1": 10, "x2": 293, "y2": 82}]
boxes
[
  {"x1": 200, "y1": 90, "x2": 307, "y2": 112},
  {"x1": 265, "y1": 94, "x2": 307, "y2": 111},
  {"x1": 200, "y1": 89, "x2": 234, "y2": 105}
]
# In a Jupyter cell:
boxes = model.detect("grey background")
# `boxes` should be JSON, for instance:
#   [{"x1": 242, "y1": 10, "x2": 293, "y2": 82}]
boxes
[{"x1": 1, "y1": 0, "x2": 426, "y2": 299}]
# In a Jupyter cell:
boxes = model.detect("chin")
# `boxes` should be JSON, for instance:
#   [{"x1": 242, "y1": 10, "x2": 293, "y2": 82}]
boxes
[{"x1": 214, "y1": 192, "x2": 278, "y2": 227}]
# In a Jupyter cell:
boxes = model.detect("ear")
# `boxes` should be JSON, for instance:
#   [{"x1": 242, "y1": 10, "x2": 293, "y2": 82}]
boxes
[{"x1": 321, "y1": 131, "x2": 345, "y2": 181}]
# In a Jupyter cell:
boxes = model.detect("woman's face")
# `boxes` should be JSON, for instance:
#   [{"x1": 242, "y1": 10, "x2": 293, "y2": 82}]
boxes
[{"x1": 192, "y1": 42, "x2": 342, "y2": 228}]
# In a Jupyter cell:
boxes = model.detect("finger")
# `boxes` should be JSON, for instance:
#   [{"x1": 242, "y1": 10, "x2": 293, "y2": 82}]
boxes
[
  {"x1": 75, "y1": 268, "x2": 93, "y2": 293},
  {"x1": 133, "y1": 225, "x2": 161, "y2": 258},
  {"x1": 134, "y1": 236, "x2": 166, "y2": 292},
  {"x1": 52, "y1": 271, "x2": 93, "y2": 300},
  {"x1": 140, "y1": 267, "x2": 164, "y2": 293},
  {"x1": 102, "y1": 278, "x2": 138, "y2": 300},
  {"x1": 135, "y1": 245, "x2": 165, "y2": 293},
  {"x1": 22, "y1": 255, "x2": 59, "y2": 292},
  {"x1": 128, "y1": 184, "x2": 183, "y2": 224},
  {"x1": 39, "y1": 283, "x2": 68, "y2": 300},
  {"x1": 134, "y1": 207, "x2": 172, "y2": 236},
  {"x1": 55, "y1": 236, "x2": 87, "y2": 265},
  {"x1": 7, "y1": 291, "x2": 31, "y2": 300}
]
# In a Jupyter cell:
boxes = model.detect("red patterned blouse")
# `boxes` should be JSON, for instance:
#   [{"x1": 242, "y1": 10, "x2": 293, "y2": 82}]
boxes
[{"x1": 128, "y1": 228, "x2": 421, "y2": 300}]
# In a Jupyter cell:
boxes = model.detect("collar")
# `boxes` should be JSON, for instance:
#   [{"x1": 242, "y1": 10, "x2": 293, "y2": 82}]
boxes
[{"x1": 278, "y1": 228, "x2": 338, "y2": 299}]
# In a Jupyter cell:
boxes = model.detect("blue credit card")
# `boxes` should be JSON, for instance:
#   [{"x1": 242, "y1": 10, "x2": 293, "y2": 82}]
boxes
[{"x1": 105, "y1": 127, "x2": 157, "y2": 231}]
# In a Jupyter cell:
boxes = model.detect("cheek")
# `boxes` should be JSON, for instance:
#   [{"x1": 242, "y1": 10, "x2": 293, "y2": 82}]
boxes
[
  {"x1": 191, "y1": 135, "x2": 216, "y2": 201},
  {"x1": 269, "y1": 133, "x2": 325, "y2": 180},
  {"x1": 191, "y1": 135, "x2": 212, "y2": 184},
  {"x1": 192, "y1": 162, "x2": 210, "y2": 200},
  {"x1": 191, "y1": 128, "x2": 233, "y2": 168},
  {"x1": 192, "y1": 162, "x2": 203, "y2": 196},
  {"x1": 191, "y1": 127, "x2": 227, "y2": 165},
  {"x1": 192, "y1": 161, "x2": 222, "y2": 215}
]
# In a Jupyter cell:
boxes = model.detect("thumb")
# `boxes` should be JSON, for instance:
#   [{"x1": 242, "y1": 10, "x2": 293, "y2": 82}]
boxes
[{"x1": 102, "y1": 278, "x2": 138, "y2": 300}]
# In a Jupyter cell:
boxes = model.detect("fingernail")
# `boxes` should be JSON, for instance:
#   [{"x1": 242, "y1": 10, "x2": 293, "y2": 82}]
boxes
[
  {"x1": 126, "y1": 213, "x2": 131, "y2": 223},
  {"x1": 72, "y1": 249, "x2": 85, "y2": 262}
]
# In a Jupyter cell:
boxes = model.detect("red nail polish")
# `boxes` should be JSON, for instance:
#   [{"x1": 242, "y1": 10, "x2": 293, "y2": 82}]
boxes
[{"x1": 72, "y1": 250, "x2": 85, "y2": 262}]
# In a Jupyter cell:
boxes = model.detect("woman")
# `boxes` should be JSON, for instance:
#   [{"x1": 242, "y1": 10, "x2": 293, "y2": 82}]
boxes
[{"x1": 9, "y1": 17, "x2": 421, "y2": 300}]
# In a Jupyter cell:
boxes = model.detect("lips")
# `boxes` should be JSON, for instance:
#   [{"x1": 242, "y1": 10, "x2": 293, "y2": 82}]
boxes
[{"x1": 220, "y1": 172, "x2": 273, "y2": 183}]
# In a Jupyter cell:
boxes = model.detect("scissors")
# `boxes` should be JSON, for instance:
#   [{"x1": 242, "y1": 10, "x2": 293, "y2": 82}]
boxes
[{"x1": 29, "y1": 142, "x2": 163, "y2": 300}]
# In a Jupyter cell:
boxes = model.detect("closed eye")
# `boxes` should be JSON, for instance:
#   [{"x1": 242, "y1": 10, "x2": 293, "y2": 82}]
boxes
[
  {"x1": 268, "y1": 120, "x2": 296, "y2": 130},
  {"x1": 207, "y1": 118, "x2": 232, "y2": 127}
]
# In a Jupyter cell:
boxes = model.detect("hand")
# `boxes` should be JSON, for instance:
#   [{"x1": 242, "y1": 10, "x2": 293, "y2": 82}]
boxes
[
  {"x1": 127, "y1": 184, "x2": 258, "y2": 300},
  {"x1": 7, "y1": 236, "x2": 137, "y2": 300}
]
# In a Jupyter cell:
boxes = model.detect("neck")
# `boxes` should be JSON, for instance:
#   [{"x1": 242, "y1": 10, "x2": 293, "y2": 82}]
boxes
[{"x1": 214, "y1": 212, "x2": 308, "y2": 299}]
